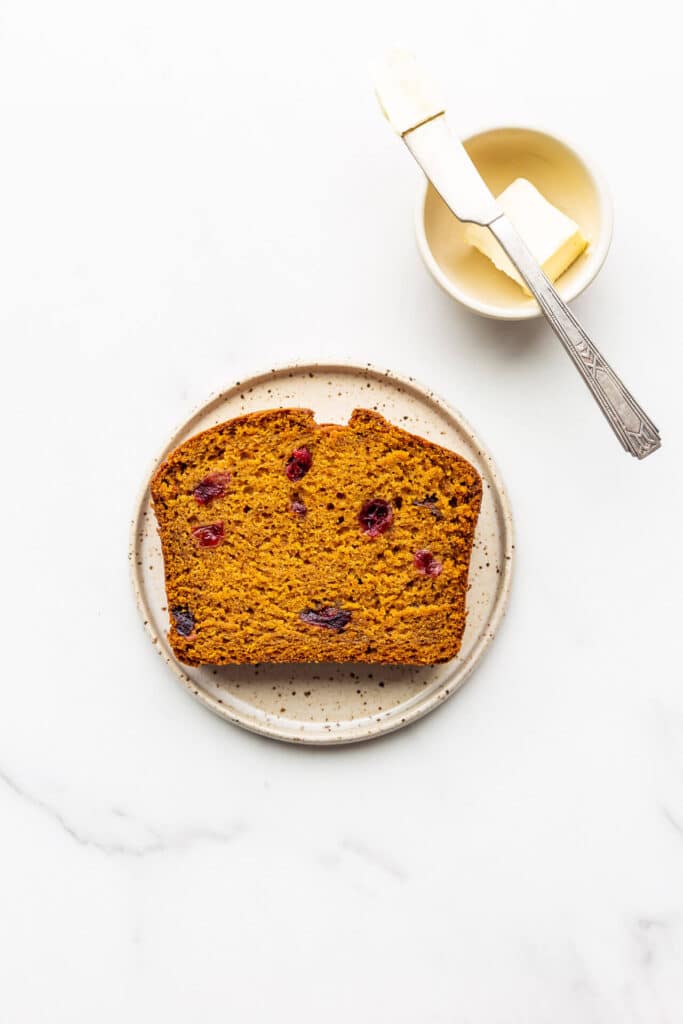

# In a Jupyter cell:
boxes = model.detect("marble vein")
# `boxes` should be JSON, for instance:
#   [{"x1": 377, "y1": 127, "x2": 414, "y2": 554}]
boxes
[
  {"x1": 634, "y1": 916, "x2": 670, "y2": 969},
  {"x1": 660, "y1": 804, "x2": 683, "y2": 839},
  {"x1": 339, "y1": 837, "x2": 408, "y2": 881},
  {"x1": 0, "y1": 764, "x2": 246, "y2": 857}
]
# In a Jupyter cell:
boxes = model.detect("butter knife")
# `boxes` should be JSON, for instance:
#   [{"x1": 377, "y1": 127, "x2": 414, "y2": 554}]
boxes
[{"x1": 373, "y1": 50, "x2": 661, "y2": 459}]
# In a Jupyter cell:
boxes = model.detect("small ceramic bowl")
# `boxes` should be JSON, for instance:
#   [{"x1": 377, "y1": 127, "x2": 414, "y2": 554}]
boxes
[{"x1": 415, "y1": 126, "x2": 613, "y2": 320}]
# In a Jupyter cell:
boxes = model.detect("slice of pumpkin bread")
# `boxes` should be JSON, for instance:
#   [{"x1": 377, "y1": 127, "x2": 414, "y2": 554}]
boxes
[{"x1": 150, "y1": 408, "x2": 482, "y2": 665}]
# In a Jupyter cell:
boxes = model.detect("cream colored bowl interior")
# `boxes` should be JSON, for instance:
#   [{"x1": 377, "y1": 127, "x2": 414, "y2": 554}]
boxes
[{"x1": 418, "y1": 127, "x2": 612, "y2": 320}]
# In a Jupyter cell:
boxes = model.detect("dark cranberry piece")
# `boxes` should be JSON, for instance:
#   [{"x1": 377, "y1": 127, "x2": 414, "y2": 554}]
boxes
[
  {"x1": 192, "y1": 471, "x2": 231, "y2": 506},
  {"x1": 290, "y1": 497, "x2": 307, "y2": 517},
  {"x1": 171, "y1": 606, "x2": 196, "y2": 637},
  {"x1": 413, "y1": 550, "x2": 443, "y2": 577},
  {"x1": 413, "y1": 494, "x2": 443, "y2": 520},
  {"x1": 191, "y1": 521, "x2": 224, "y2": 547},
  {"x1": 359, "y1": 499, "x2": 393, "y2": 537},
  {"x1": 300, "y1": 606, "x2": 351, "y2": 632},
  {"x1": 285, "y1": 446, "x2": 312, "y2": 482}
]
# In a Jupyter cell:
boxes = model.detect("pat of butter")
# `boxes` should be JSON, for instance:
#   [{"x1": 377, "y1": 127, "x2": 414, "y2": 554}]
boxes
[{"x1": 464, "y1": 178, "x2": 588, "y2": 295}]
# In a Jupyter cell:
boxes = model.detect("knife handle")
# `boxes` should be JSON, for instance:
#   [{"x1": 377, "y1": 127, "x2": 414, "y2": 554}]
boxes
[{"x1": 488, "y1": 215, "x2": 661, "y2": 459}]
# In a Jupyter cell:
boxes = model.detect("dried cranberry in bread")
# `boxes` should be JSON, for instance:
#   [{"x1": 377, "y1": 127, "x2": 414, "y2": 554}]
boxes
[{"x1": 150, "y1": 408, "x2": 482, "y2": 665}]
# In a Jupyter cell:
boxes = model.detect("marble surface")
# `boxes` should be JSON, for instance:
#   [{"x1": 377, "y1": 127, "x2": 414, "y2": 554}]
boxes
[{"x1": 1, "y1": 0, "x2": 681, "y2": 1020}]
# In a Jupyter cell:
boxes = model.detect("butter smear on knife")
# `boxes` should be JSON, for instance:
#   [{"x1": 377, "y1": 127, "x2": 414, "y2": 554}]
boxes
[
  {"x1": 373, "y1": 49, "x2": 445, "y2": 135},
  {"x1": 465, "y1": 178, "x2": 588, "y2": 294}
]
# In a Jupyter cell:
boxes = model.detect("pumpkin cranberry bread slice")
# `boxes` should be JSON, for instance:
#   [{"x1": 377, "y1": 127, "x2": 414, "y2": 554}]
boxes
[{"x1": 150, "y1": 407, "x2": 482, "y2": 665}]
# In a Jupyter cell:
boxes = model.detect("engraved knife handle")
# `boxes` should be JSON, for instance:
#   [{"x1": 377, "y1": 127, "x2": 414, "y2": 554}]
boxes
[{"x1": 489, "y1": 215, "x2": 661, "y2": 459}]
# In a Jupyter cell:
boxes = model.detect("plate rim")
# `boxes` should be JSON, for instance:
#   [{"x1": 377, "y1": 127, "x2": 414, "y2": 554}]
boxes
[{"x1": 130, "y1": 360, "x2": 515, "y2": 745}]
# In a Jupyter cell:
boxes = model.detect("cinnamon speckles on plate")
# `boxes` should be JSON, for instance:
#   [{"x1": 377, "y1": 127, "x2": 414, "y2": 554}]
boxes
[{"x1": 131, "y1": 363, "x2": 513, "y2": 745}]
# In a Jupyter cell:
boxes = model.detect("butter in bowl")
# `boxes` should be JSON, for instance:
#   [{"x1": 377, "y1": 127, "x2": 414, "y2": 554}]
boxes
[{"x1": 415, "y1": 126, "x2": 613, "y2": 320}]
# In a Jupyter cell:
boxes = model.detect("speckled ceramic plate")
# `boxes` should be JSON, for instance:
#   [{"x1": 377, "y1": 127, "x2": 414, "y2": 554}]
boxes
[{"x1": 131, "y1": 363, "x2": 513, "y2": 744}]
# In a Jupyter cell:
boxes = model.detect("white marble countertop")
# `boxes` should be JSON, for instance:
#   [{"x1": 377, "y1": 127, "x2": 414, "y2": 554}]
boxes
[{"x1": 1, "y1": 1, "x2": 681, "y2": 1020}]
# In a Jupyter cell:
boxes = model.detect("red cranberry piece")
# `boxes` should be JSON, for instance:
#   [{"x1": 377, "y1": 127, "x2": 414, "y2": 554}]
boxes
[
  {"x1": 285, "y1": 447, "x2": 312, "y2": 482},
  {"x1": 191, "y1": 521, "x2": 224, "y2": 547},
  {"x1": 359, "y1": 499, "x2": 393, "y2": 537},
  {"x1": 412, "y1": 494, "x2": 443, "y2": 520},
  {"x1": 300, "y1": 606, "x2": 351, "y2": 632},
  {"x1": 192, "y1": 471, "x2": 231, "y2": 506},
  {"x1": 290, "y1": 497, "x2": 307, "y2": 517},
  {"x1": 413, "y1": 549, "x2": 443, "y2": 577},
  {"x1": 171, "y1": 606, "x2": 196, "y2": 637}
]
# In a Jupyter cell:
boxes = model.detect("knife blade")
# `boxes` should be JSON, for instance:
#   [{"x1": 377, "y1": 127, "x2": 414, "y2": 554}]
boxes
[
  {"x1": 372, "y1": 49, "x2": 661, "y2": 459},
  {"x1": 373, "y1": 49, "x2": 502, "y2": 227}
]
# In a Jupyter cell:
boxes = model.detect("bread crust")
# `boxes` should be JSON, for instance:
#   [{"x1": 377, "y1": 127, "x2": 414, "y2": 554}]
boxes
[{"x1": 151, "y1": 408, "x2": 482, "y2": 665}]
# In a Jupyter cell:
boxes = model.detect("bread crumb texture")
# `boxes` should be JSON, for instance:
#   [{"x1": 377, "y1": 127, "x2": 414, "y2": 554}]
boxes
[{"x1": 150, "y1": 408, "x2": 482, "y2": 665}]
